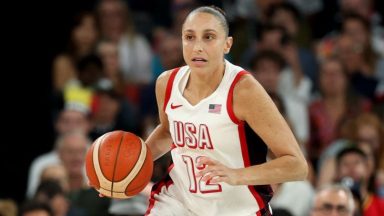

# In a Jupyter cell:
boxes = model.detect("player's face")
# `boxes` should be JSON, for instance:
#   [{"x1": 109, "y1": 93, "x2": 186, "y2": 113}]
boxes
[{"x1": 182, "y1": 12, "x2": 232, "y2": 72}]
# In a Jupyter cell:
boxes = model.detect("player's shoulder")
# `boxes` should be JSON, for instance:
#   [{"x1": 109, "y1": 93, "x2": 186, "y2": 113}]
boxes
[
  {"x1": 226, "y1": 61, "x2": 255, "y2": 85},
  {"x1": 155, "y1": 66, "x2": 184, "y2": 93},
  {"x1": 156, "y1": 69, "x2": 173, "y2": 85},
  {"x1": 232, "y1": 69, "x2": 265, "y2": 99},
  {"x1": 234, "y1": 70, "x2": 259, "y2": 89},
  {"x1": 156, "y1": 67, "x2": 178, "y2": 86}
]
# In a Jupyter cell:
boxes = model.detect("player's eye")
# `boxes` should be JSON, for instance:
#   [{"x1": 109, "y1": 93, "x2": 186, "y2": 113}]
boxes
[
  {"x1": 204, "y1": 34, "x2": 215, "y2": 40},
  {"x1": 184, "y1": 35, "x2": 194, "y2": 41}
]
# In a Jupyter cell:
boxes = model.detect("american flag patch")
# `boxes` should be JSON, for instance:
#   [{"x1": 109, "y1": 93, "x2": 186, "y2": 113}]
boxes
[{"x1": 208, "y1": 104, "x2": 222, "y2": 114}]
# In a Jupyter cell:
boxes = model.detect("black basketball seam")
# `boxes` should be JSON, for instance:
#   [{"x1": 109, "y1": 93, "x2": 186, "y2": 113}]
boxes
[{"x1": 111, "y1": 131, "x2": 125, "y2": 197}]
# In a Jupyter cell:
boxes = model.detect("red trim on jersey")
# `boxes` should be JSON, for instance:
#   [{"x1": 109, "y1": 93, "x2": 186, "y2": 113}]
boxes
[
  {"x1": 227, "y1": 70, "x2": 266, "y2": 214},
  {"x1": 238, "y1": 121, "x2": 266, "y2": 211},
  {"x1": 167, "y1": 163, "x2": 175, "y2": 174},
  {"x1": 145, "y1": 164, "x2": 174, "y2": 216},
  {"x1": 227, "y1": 70, "x2": 250, "y2": 124},
  {"x1": 145, "y1": 181, "x2": 166, "y2": 216},
  {"x1": 163, "y1": 67, "x2": 181, "y2": 112}
]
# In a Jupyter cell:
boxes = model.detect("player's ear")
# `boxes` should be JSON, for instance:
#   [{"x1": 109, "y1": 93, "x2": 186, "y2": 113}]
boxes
[{"x1": 224, "y1": 36, "x2": 233, "y2": 54}]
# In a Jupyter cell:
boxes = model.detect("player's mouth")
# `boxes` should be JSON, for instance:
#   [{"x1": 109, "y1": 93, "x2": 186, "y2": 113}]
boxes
[
  {"x1": 191, "y1": 57, "x2": 207, "y2": 66},
  {"x1": 192, "y1": 57, "x2": 207, "y2": 62}
]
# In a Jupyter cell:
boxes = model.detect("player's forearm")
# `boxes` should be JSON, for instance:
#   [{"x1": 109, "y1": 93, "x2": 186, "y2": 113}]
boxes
[
  {"x1": 145, "y1": 124, "x2": 172, "y2": 161},
  {"x1": 236, "y1": 154, "x2": 308, "y2": 185}
]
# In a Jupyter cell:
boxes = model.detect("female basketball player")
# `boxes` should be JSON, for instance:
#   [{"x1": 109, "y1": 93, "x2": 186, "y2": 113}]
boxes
[{"x1": 144, "y1": 6, "x2": 308, "y2": 215}]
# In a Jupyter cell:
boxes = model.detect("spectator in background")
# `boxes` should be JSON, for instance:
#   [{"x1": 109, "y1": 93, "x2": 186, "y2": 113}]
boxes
[
  {"x1": 97, "y1": 0, "x2": 152, "y2": 85},
  {"x1": 307, "y1": 57, "x2": 371, "y2": 171},
  {"x1": 0, "y1": 199, "x2": 18, "y2": 216},
  {"x1": 54, "y1": 131, "x2": 90, "y2": 193},
  {"x1": 241, "y1": 24, "x2": 288, "y2": 65},
  {"x1": 63, "y1": 53, "x2": 104, "y2": 112},
  {"x1": 96, "y1": 39, "x2": 126, "y2": 96},
  {"x1": 310, "y1": 184, "x2": 355, "y2": 216},
  {"x1": 40, "y1": 164, "x2": 69, "y2": 195},
  {"x1": 266, "y1": 2, "x2": 318, "y2": 87},
  {"x1": 52, "y1": 11, "x2": 99, "y2": 92},
  {"x1": 342, "y1": 113, "x2": 384, "y2": 163},
  {"x1": 19, "y1": 200, "x2": 53, "y2": 216},
  {"x1": 315, "y1": 12, "x2": 384, "y2": 101},
  {"x1": 152, "y1": 32, "x2": 184, "y2": 79},
  {"x1": 335, "y1": 33, "x2": 384, "y2": 101},
  {"x1": 53, "y1": 104, "x2": 91, "y2": 138},
  {"x1": 246, "y1": 25, "x2": 312, "y2": 146},
  {"x1": 250, "y1": 50, "x2": 285, "y2": 95},
  {"x1": 313, "y1": 0, "x2": 383, "y2": 55},
  {"x1": 339, "y1": 0, "x2": 383, "y2": 36},
  {"x1": 342, "y1": 113, "x2": 384, "y2": 197},
  {"x1": 58, "y1": 131, "x2": 111, "y2": 216},
  {"x1": 341, "y1": 12, "x2": 384, "y2": 60},
  {"x1": 26, "y1": 105, "x2": 91, "y2": 199},
  {"x1": 89, "y1": 82, "x2": 139, "y2": 141},
  {"x1": 335, "y1": 146, "x2": 384, "y2": 216},
  {"x1": 316, "y1": 112, "x2": 383, "y2": 191},
  {"x1": 34, "y1": 180, "x2": 84, "y2": 216}
]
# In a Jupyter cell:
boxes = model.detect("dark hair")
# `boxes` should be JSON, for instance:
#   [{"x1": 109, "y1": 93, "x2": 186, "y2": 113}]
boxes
[
  {"x1": 66, "y1": 11, "x2": 98, "y2": 57},
  {"x1": 267, "y1": 2, "x2": 302, "y2": 24},
  {"x1": 184, "y1": 5, "x2": 229, "y2": 36},
  {"x1": 336, "y1": 146, "x2": 367, "y2": 166},
  {"x1": 341, "y1": 12, "x2": 371, "y2": 33},
  {"x1": 76, "y1": 53, "x2": 103, "y2": 72},
  {"x1": 250, "y1": 49, "x2": 286, "y2": 71},
  {"x1": 341, "y1": 12, "x2": 378, "y2": 71},
  {"x1": 257, "y1": 23, "x2": 291, "y2": 45},
  {"x1": 19, "y1": 200, "x2": 54, "y2": 216},
  {"x1": 35, "y1": 179, "x2": 65, "y2": 200}
]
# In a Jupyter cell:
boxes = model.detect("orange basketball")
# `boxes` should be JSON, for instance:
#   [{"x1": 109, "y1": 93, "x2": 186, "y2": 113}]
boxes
[{"x1": 85, "y1": 130, "x2": 153, "y2": 198}]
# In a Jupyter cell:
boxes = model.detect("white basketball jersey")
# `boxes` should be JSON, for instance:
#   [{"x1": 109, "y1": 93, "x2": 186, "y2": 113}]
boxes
[{"x1": 148, "y1": 60, "x2": 273, "y2": 216}]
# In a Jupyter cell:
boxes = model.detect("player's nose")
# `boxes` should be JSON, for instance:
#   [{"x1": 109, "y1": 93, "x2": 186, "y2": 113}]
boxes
[{"x1": 193, "y1": 41, "x2": 203, "y2": 53}]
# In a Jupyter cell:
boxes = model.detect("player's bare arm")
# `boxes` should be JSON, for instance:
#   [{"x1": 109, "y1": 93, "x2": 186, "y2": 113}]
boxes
[
  {"x1": 198, "y1": 74, "x2": 308, "y2": 185},
  {"x1": 145, "y1": 70, "x2": 174, "y2": 161}
]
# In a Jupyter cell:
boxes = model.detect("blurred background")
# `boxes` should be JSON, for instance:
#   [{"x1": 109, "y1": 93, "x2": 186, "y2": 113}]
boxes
[{"x1": 1, "y1": 0, "x2": 383, "y2": 215}]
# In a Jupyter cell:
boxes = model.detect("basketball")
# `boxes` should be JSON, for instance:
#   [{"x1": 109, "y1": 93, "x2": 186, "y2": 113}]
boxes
[{"x1": 85, "y1": 130, "x2": 153, "y2": 199}]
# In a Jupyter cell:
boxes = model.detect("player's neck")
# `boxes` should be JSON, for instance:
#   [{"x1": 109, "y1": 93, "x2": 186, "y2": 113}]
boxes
[{"x1": 185, "y1": 61, "x2": 225, "y2": 101}]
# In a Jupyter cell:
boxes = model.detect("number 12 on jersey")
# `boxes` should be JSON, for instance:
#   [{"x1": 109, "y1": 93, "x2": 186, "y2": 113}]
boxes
[{"x1": 182, "y1": 155, "x2": 222, "y2": 194}]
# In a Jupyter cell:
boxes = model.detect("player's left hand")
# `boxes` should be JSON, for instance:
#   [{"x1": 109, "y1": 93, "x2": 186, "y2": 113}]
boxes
[{"x1": 196, "y1": 156, "x2": 240, "y2": 185}]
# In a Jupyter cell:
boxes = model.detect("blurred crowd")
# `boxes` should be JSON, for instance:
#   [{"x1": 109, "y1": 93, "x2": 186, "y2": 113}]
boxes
[{"x1": 1, "y1": 0, "x2": 383, "y2": 215}]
